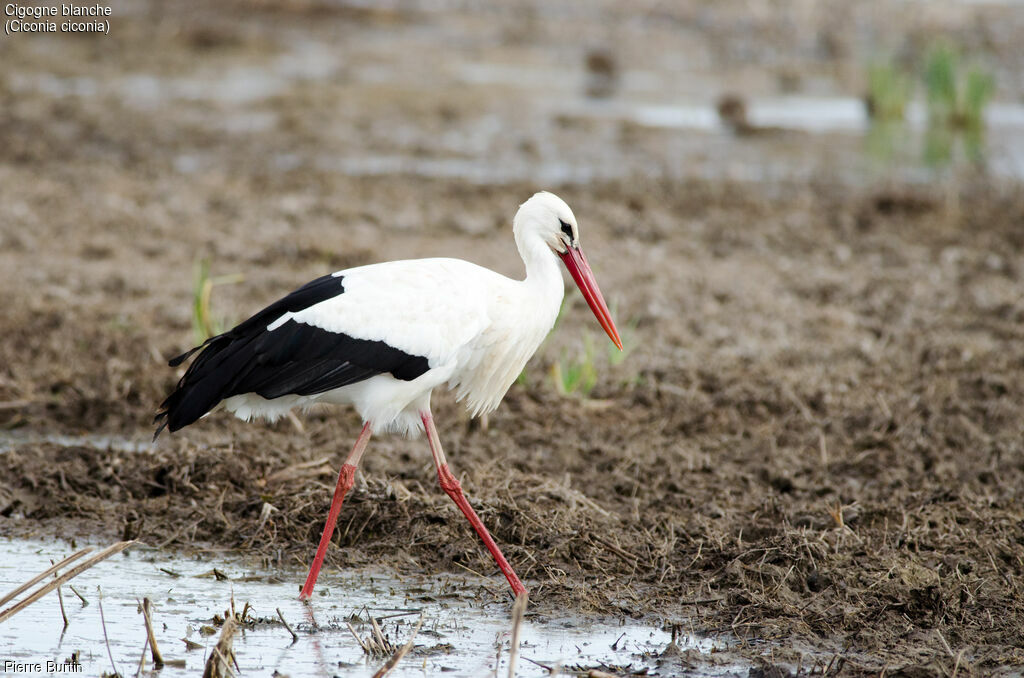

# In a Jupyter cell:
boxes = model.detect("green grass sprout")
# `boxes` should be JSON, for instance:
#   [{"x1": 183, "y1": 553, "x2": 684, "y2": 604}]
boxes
[{"x1": 192, "y1": 258, "x2": 244, "y2": 344}]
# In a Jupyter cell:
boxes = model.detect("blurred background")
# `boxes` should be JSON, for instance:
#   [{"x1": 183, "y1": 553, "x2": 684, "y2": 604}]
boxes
[
  {"x1": 3, "y1": 0, "x2": 1022, "y2": 373},
  {"x1": 2, "y1": 1, "x2": 1023, "y2": 674},
  {"x1": 5, "y1": 0, "x2": 1023, "y2": 184}
]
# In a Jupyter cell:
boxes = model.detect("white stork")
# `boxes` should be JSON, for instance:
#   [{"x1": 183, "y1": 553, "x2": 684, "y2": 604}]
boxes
[{"x1": 155, "y1": 191, "x2": 622, "y2": 600}]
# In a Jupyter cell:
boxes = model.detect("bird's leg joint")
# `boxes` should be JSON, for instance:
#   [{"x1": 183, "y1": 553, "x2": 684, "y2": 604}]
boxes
[
  {"x1": 338, "y1": 463, "x2": 357, "y2": 493},
  {"x1": 437, "y1": 464, "x2": 462, "y2": 496}
]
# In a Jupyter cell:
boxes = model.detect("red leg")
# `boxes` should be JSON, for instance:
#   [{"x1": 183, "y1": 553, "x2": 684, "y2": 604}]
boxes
[
  {"x1": 299, "y1": 421, "x2": 372, "y2": 600},
  {"x1": 421, "y1": 411, "x2": 527, "y2": 596}
]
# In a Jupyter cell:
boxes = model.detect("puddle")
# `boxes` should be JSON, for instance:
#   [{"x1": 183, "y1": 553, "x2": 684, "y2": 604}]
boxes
[{"x1": 0, "y1": 538, "x2": 741, "y2": 677}]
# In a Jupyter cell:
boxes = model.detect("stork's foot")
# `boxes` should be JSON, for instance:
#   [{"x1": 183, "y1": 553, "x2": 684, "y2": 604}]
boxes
[
  {"x1": 299, "y1": 463, "x2": 357, "y2": 600},
  {"x1": 436, "y1": 462, "x2": 528, "y2": 597},
  {"x1": 299, "y1": 422, "x2": 373, "y2": 601}
]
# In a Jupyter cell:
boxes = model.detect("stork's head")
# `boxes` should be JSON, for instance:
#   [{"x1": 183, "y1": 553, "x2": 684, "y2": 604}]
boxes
[
  {"x1": 514, "y1": 191, "x2": 579, "y2": 254},
  {"x1": 514, "y1": 191, "x2": 623, "y2": 351}
]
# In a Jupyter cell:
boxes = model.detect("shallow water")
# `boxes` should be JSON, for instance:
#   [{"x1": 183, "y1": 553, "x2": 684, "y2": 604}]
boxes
[{"x1": 0, "y1": 538, "x2": 740, "y2": 677}]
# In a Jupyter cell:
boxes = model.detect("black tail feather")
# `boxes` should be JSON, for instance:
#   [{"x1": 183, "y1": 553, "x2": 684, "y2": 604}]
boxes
[
  {"x1": 168, "y1": 343, "x2": 207, "y2": 367},
  {"x1": 153, "y1": 272, "x2": 431, "y2": 439}
]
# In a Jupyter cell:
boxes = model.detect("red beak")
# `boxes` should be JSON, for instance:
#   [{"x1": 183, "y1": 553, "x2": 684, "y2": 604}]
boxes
[{"x1": 559, "y1": 246, "x2": 623, "y2": 351}]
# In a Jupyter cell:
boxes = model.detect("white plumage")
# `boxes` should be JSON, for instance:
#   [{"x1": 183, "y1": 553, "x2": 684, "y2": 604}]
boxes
[{"x1": 225, "y1": 197, "x2": 569, "y2": 435}]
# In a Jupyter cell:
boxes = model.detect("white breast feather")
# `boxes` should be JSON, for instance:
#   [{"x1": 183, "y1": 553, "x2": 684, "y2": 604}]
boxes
[{"x1": 449, "y1": 285, "x2": 561, "y2": 416}]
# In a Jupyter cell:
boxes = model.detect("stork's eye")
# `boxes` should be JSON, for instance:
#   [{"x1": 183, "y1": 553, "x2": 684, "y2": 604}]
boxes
[{"x1": 559, "y1": 220, "x2": 574, "y2": 240}]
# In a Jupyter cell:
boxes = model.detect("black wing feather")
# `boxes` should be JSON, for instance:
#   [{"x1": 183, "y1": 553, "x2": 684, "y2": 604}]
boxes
[{"x1": 154, "y1": 274, "x2": 430, "y2": 437}]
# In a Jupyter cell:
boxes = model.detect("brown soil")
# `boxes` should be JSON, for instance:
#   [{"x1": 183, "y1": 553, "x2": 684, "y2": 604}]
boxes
[{"x1": 2, "y1": 2, "x2": 1024, "y2": 676}]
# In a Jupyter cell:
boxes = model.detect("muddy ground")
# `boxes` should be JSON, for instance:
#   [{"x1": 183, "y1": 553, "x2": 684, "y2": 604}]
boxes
[{"x1": 2, "y1": 1, "x2": 1023, "y2": 675}]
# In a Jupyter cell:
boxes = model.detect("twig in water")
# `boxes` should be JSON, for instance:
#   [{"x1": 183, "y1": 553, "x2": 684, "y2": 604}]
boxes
[
  {"x1": 276, "y1": 607, "x2": 298, "y2": 643},
  {"x1": 610, "y1": 632, "x2": 625, "y2": 650},
  {"x1": 135, "y1": 634, "x2": 149, "y2": 678},
  {"x1": 370, "y1": 615, "x2": 392, "y2": 654},
  {"x1": 451, "y1": 560, "x2": 487, "y2": 580},
  {"x1": 0, "y1": 541, "x2": 134, "y2": 624},
  {"x1": 203, "y1": 617, "x2": 238, "y2": 678},
  {"x1": 98, "y1": 587, "x2": 120, "y2": 678},
  {"x1": 371, "y1": 615, "x2": 423, "y2": 678},
  {"x1": 51, "y1": 559, "x2": 68, "y2": 627},
  {"x1": 69, "y1": 585, "x2": 89, "y2": 606},
  {"x1": 346, "y1": 621, "x2": 371, "y2": 654},
  {"x1": 373, "y1": 609, "x2": 423, "y2": 620},
  {"x1": 208, "y1": 647, "x2": 239, "y2": 678},
  {"x1": 141, "y1": 598, "x2": 164, "y2": 667},
  {"x1": 521, "y1": 656, "x2": 552, "y2": 671},
  {"x1": 0, "y1": 547, "x2": 92, "y2": 607},
  {"x1": 507, "y1": 592, "x2": 528, "y2": 678}
]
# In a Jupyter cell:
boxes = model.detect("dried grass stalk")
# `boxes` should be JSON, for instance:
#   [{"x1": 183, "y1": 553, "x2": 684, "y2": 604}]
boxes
[
  {"x1": 202, "y1": 617, "x2": 238, "y2": 678},
  {"x1": 507, "y1": 592, "x2": 528, "y2": 678},
  {"x1": 371, "y1": 615, "x2": 423, "y2": 678},
  {"x1": 141, "y1": 597, "x2": 164, "y2": 667},
  {"x1": 0, "y1": 547, "x2": 92, "y2": 608},
  {"x1": 0, "y1": 541, "x2": 134, "y2": 624}
]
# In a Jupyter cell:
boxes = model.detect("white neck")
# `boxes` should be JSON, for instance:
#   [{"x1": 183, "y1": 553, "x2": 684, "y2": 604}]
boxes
[
  {"x1": 516, "y1": 231, "x2": 564, "y2": 299},
  {"x1": 448, "y1": 227, "x2": 566, "y2": 418}
]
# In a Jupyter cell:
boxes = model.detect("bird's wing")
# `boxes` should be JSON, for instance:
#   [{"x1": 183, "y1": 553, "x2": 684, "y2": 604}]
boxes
[
  {"x1": 285, "y1": 258, "x2": 497, "y2": 367},
  {"x1": 156, "y1": 259, "x2": 500, "y2": 435}
]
